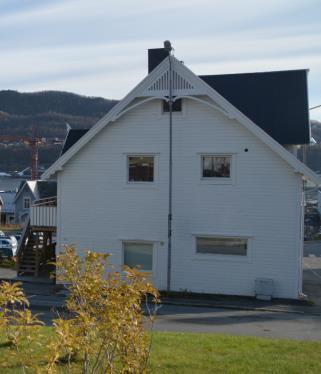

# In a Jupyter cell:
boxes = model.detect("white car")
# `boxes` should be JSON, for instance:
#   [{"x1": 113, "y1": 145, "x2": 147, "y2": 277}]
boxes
[{"x1": 0, "y1": 230, "x2": 5, "y2": 237}]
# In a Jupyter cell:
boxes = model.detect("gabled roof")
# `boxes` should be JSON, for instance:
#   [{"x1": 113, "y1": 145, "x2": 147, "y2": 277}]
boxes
[
  {"x1": 14, "y1": 180, "x2": 37, "y2": 202},
  {"x1": 42, "y1": 55, "x2": 321, "y2": 185},
  {"x1": 200, "y1": 70, "x2": 310, "y2": 145},
  {"x1": 60, "y1": 129, "x2": 89, "y2": 156},
  {"x1": 14, "y1": 180, "x2": 57, "y2": 202},
  {"x1": 0, "y1": 191, "x2": 15, "y2": 213},
  {"x1": 36, "y1": 181, "x2": 57, "y2": 199},
  {"x1": 148, "y1": 48, "x2": 310, "y2": 145}
]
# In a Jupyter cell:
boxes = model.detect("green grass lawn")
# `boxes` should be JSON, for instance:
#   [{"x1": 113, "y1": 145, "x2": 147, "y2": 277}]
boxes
[{"x1": 1, "y1": 328, "x2": 321, "y2": 373}]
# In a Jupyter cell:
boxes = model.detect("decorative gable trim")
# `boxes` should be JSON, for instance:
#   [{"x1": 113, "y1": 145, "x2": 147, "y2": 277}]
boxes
[
  {"x1": 140, "y1": 57, "x2": 204, "y2": 97},
  {"x1": 147, "y1": 70, "x2": 193, "y2": 92}
]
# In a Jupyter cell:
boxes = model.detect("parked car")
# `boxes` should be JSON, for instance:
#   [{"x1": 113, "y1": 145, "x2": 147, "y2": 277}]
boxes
[
  {"x1": 0, "y1": 230, "x2": 5, "y2": 237},
  {"x1": 0, "y1": 238, "x2": 13, "y2": 258}
]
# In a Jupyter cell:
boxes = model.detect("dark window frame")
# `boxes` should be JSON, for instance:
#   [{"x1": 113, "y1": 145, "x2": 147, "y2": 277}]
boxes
[
  {"x1": 23, "y1": 197, "x2": 31, "y2": 209},
  {"x1": 201, "y1": 155, "x2": 232, "y2": 179},
  {"x1": 127, "y1": 155, "x2": 155, "y2": 183}
]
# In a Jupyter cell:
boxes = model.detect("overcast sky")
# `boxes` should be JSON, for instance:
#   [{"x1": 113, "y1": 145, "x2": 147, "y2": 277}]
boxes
[{"x1": 1, "y1": 0, "x2": 321, "y2": 120}]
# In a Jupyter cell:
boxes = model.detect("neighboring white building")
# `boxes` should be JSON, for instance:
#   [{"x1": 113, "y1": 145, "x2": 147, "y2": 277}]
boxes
[{"x1": 42, "y1": 48, "x2": 320, "y2": 299}]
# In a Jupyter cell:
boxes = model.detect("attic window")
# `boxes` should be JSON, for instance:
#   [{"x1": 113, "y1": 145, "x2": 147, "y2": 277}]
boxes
[{"x1": 163, "y1": 98, "x2": 182, "y2": 112}]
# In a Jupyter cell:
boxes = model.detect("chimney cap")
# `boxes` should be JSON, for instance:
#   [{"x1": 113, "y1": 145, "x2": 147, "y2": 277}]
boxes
[{"x1": 163, "y1": 40, "x2": 173, "y2": 53}]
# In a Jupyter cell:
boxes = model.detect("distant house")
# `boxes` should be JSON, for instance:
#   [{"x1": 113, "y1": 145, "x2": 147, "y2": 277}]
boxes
[
  {"x1": 0, "y1": 191, "x2": 15, "y2": 225},
  {"x1": 14, "y1": 180, "x2": 57, "y2": 224}
]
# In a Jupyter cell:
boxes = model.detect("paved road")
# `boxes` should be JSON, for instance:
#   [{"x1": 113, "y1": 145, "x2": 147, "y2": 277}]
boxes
[
  {"x1": 152, "y1": 304, "x2": 321, "y2": 341},
  {"x1": 3, "y1": 241, "x2": 321, "y2": 341},
  {"x1": 32, "y1": 303, "x2": 321, "y2": 341}
]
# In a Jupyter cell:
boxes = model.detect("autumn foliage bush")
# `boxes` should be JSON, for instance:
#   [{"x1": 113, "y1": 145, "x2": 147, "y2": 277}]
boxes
[{"x1": 0, "y1": 245, "x2": 159, "y2": 373}]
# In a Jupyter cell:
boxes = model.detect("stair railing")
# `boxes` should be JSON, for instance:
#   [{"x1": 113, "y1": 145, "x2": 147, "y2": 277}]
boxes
[{"x1": 16, "y1": 218, "x2": 31, "y2": 273}]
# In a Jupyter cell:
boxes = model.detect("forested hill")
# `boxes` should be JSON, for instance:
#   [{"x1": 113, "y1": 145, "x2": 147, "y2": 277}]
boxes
[
  {"x1": 0, "y1": 90, "x2": 118, "y2": 173},
  {"x1": 0, "y1": 90, "x2": 118, "y2": 138},
  {"x1": 0, "y1": 90, "x2": 117, "y2": 116}
]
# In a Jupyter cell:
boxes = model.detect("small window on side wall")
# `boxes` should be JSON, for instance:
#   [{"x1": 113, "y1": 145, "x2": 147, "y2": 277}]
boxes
[
  {"x1": 196, "y1": 237, "x2": 247, "y2": 256},
  {"x1": 23, "y1": 197, "x2": 31, "y2": 209},
  {"x1": 128, "y1": 155, "x2": 154, "y2": 182},
  {"x1": 202, "y1": 155, "x2": 231, "y2": 178}
]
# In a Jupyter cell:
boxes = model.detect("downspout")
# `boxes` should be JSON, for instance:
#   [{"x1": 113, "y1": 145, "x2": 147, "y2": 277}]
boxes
[
  {"x1": 298, "y1": 179, "x2": 305, "y2": 297},
  {"x1": 166, "y1": 43, "x2": 173, "y2": 292}
]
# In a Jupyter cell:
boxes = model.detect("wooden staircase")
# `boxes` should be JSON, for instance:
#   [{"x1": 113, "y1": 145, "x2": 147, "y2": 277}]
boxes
[{"x1": 17, "y1": 219, "x2": 55, "y2": 277}]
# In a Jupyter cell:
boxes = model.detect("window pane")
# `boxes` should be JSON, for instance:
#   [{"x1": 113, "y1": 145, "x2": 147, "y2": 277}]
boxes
[
  {"x1": 202, "y1": 155, "x2": 231, "y2": 178},
  {"x1": 196, "y1": 237, "x2": 247, "y2": 256},
  {"x1": 124, "y1": 242, "x2": 153, "y2": 271},
  {"x1": 128, "y1": 156, "x2": 154, "y2": 182},
  {"x1": 213, "y1": 156, "x2": 231, "y2": 177},
  {"x1": 202, "y1": 156, "x2": 213, "y2": 177}
]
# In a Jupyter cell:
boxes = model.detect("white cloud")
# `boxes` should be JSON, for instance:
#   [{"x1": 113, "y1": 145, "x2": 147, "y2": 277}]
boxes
[{"x1": 0, "y1": 0, "x2": 320, "y2": 120}]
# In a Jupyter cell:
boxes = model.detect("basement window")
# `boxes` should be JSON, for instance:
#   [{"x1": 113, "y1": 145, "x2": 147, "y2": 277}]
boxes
[
  {"x1": 196, "y1": 237, "x2": 248, "y2": 256},
  {"x1": 163, "y1": 98, "x2": 182, "y2": 112},
  {"x1": 128, "y1": 155, "x2": 154, "y2": 182},
  {"x1": 123, "y1": 242, "x2": 153, "y2": 271}
]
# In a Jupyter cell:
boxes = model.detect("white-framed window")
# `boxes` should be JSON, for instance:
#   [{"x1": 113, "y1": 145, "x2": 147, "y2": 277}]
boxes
[
  {"x1": 127, "y1": 155, "x2": 155, "y2": 183},
  {"x1": 200, "y1": 154, "x2": 235, "y2": 184},
  {"x1": 123, "y1": 241, "x2": 153, "y2": 272},
  {"x1": 23, "y1": 197, "x2": 31, "y2": 209},
  {"x1": 195, "y1": 236, "x2": 248, "y2": 257}
]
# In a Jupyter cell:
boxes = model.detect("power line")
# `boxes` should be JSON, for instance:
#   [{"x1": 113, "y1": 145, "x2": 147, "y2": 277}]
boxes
[{"x1": 310, "y1": 104, "x2": 321, "y2": 110}]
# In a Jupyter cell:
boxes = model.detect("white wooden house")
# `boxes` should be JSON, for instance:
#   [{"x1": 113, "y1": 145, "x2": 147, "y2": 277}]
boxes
[{"x1": 41, "y1": 46, "x2": 321, "y2": 299}]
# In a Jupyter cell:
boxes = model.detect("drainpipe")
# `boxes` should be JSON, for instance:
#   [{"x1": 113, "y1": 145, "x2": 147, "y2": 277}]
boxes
[{"x1": 165, "y1": 41, "x2": 173, "y2": 292}]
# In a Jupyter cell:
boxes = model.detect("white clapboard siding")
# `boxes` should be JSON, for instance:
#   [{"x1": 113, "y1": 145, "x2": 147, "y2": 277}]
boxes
[
  {"x1": 56, "y1": 98, "x2": 303, "y2": 299},
  {"x1": 30, "y1": 206, "x2": 57, "y2": 227}
]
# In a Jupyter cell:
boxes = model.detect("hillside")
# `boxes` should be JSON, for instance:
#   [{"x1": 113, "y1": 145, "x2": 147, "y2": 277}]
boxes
[
  {"x1": 0, "y1": 90, "x2": 118, "y2": 172},
  {"x1": 0, "y1": 90, "x2": 118, "y2": 138},
  {"x1": 0, "y1": 90, "x2": 117, "y2": 117}
]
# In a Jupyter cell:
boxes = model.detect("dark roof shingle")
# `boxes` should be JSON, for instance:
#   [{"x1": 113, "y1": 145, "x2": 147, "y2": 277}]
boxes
[
  {"x1": 200, "y1": 70, "x2": 310, "y2": 145},
  {"x1": 61, "y1": 129, "x2": 89, "y2": 155}
]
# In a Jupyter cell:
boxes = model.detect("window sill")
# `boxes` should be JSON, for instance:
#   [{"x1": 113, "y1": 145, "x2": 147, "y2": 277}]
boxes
[
  {"x1": 200, "y1": 178, "x2": 234, "y2": 185},
  {"x1": 123, "y1": 182, "x2": 158, "y2": 190},
  {"x1": 192, "y1": 254, "x2": 251, "y2": 263}
]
